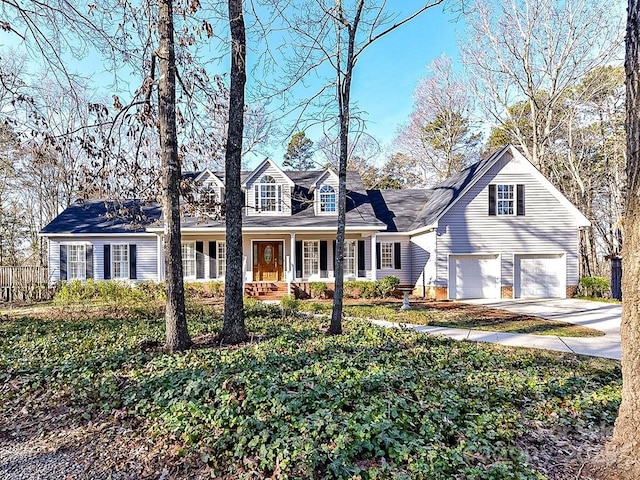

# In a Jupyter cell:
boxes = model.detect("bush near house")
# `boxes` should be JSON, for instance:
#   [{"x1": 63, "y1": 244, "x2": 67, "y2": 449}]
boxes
[
  {"x1": 344, "y1": 276, "x2": 400, "y2": 299},
  {"x1": 309, "y1": 281, "x2": 329, "y2": 299},
  {"x1": 579, "y1": 276, "x2": 611, "y2": 298}
]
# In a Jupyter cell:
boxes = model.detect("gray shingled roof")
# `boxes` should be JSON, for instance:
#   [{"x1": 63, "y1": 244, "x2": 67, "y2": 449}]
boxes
[
  {"x1": 369, "y1": 146, "x2": 507, "y2": 232},
  {"x1": 42, "y1": 149, "x2": 507, "y2": 236},
  {"x1": 40, "y1": 200, "x2": 161, "y2": 234},
  {"x1": 178, "y1": 170, "x2": 383, "y2": 229}
]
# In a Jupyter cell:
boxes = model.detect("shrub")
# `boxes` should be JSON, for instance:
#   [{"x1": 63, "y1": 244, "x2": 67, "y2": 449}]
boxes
[
  {"x1": 280, "y1": 294, "x2": 300, "y2": 318},
  {"x1": 343, "y1": 276, "x2": 401, "y2": 299},
  {"x1": 309, "y1": 281, "x2": 328, "y2": 299},
  {"x1": 378, "y1": 275, "x2": 400, "y2": 297},
  {"x1": 579, "y1": 276, "x2": 610, "y2": 298}
]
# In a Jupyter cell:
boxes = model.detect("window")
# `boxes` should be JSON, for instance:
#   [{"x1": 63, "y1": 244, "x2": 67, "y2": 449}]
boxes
[
  {"x1": 182, "y1": 242, "x2": 196, "y2": 278},
  {"x1": 344, "y1": 240, "x2": 356, "y2": 277},
  {"x1": 255, "y1": 175, "x2": 282, "y2": 212},
  {"x1": 497, "y1": 184, "x2": 514, "y2": 215},
  {"x1": 68, "y1": 244, "x2": 86, "y2": 280},
  {"x1": 112, "y1": 244, "x2": 129, "y2": 279},
  {"x1": 303, "y1": 240, "x2": 319, "y2": 277},
  {"x1": 319, "y1": 185, "x2": 336, "y2": 213},
  {"x1": 380, "y1": 242, "x2": 394, "y2": 269},
  {"x1": 217, "y1": 242, "x2": 227, "y2": 278}
]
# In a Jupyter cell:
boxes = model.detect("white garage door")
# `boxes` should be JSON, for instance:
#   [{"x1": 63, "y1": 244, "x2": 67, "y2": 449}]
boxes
[
  {"x1": 516, "y1": 254, "x2": 565, "y2": 298},
  {"x1": 449, "y1": 255, "x2": 500, "y2": 299}
]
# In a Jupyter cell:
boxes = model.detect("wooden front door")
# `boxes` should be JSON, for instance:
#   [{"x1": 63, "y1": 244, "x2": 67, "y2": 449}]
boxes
[{"x1": 253, "y1": 241, "x2": 283, "y2": 281}]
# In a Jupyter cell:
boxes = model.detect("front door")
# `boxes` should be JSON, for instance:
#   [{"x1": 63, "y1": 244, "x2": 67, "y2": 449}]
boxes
[{"x1": 253, "y1": 241, "x2": 283, "y2": 281}]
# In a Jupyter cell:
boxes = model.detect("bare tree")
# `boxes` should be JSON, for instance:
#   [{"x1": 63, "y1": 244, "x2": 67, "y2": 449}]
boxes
[
  {"x1": 463, "y1": 0, "x2": 624, "y2": 174},
  {"x1": 220, "y1": 0, "x2": 248, "y2": 345},
  {"x1": 394, "y1": 54, "x2": 480, "y2": 185},
  {"x1": 266, "y1": 0, "x2": 445, "y2": 333}
]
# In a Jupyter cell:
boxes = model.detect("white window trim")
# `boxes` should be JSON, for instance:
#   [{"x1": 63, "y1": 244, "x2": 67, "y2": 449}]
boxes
[
  {"x1": 255, "y1": 175, "x2": 283, "y2": 214},
  {"x1": 111, "y1": 244, "x2": 129, "y2": 280},
  {"x1": 67, "y1": 244, "x2": 86, "y2": 280},
  {"x1": 344, "y1": 240, "x2": 356, "y2": 278},
  {"x1": 217, "y1": 241, "x2": 227, "y2": 279},
  {"x1": 380, "y1": 242, "x2": 394, "y2": 269},
  {"x1": 317, "y1": 185, "x2": 337, "y2": 215},
  {"x1": 182, "y1": 242, "x2": 197, "y2": 279},
  {"x1": 303, "y1": 240, "x2": 319, "y2": 279},
  {"x1": 496, "y1": 184, "x2": 515, "y2": 216}
]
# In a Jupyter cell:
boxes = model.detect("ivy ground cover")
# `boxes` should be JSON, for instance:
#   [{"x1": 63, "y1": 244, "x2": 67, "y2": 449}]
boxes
[{"x1": 0, "y1": 305, "x2": 621, "y2": 479}]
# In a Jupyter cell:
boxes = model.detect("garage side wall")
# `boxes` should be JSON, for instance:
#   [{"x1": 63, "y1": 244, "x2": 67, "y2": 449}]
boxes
[{"x1": 436, "y1": 152, "x2": 581, "y2": 299}]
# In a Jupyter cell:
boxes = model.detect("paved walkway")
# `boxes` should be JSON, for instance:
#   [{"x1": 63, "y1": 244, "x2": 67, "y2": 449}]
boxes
[{"x1": 370, "y1": 298, "x2": 622, "y2": 360}]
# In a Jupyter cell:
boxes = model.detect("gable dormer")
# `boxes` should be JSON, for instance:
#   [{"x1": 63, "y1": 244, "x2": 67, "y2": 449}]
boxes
[
  {"x1": 310, "y1": 168, "x2": 339, "y2": 215},
  {"x1": 242, "y1": 158, "x2": 295, "y2": 215},
  {"x1": 194, "y1": 169, "x2": 225, "y2": 203}
]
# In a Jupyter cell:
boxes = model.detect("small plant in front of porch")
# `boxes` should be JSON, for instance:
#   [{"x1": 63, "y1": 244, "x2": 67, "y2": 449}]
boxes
[
  {"x1": 280, "y1": 294, "x2": 300, "y2": 319},
  {"x1": 309, "y1": 281, "x2": 328, "y2": 299}
]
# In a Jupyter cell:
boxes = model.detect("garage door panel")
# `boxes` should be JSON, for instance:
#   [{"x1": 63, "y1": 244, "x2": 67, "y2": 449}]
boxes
[
  {"x1": 516, "y1": 255, "x2": 564, "y2": 298},
  {"x1": 449, "y1": 255, "x2": 499, "y2": 299}
]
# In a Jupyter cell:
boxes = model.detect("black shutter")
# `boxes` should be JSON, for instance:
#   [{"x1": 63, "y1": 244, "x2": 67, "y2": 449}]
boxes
[
  {"x1": 357, "y1": 240, "x2": 365, "y2": 277},
  {"x1": 60, "y1": 245, "x2": 67, "y2": 281},
  {"x1": 488, "y1": 184, "x2": 496, "y2": 216},
  {"x1": 129, "y1": 244, "x2": 137, "y2": 280},
  {"x1": 376, "y1": 243, "x2": 381, "y2": 270},
  {"x1": 517, "y1": 184, "x2": 525, "y2": 216},
  {"x1": 295, "y1": 240, "x2": 302, "y2": 278},
  {"x1": 320, "y1": 240, "x2": 328, "y2": 277},
  {"x1": 103, "y1": 245, "x2": 111, "y2": 280},
  {"x1": 394, "y1": 242, "x2": 401, "y2": 269},
  {"x1": 196, "y1": 241, "x2": 204, "y2": 279},
  {"x1": 209, "y1": 241, "x2": 217, "y2": 279},
  {"x1": 85, "y1": 245, "x2": 93, "y2": 279}
]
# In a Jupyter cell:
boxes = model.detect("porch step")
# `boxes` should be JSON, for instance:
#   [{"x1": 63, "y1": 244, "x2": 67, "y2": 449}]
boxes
[{"x1": 245, "y1": 282, "x2": 289, "y2": 299}]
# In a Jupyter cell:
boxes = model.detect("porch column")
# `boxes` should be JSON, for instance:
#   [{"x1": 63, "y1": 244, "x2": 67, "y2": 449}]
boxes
[
  {"x1": 290, "y1": 233, "x2": 296, "y2": 281},
  {"x1": 370, "y1": 233, "x2": 377, "y2": 281}
]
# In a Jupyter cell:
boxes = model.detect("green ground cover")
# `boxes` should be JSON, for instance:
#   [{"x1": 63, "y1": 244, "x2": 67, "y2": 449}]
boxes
[{"x1": 0, "y1": 303, "x2": 620, "y2": 479}]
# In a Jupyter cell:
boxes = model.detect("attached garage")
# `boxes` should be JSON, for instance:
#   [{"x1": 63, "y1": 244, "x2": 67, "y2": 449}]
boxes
[
  {"x1": 449, "y1": 254, "x2": 500, "y2": 299},
  {"x1": 515, "y1": 254, "x2": 565, "y2": 298}
]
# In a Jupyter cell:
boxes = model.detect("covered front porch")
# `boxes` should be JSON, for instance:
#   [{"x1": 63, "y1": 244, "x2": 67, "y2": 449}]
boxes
[{"x1": 154, "y1": 228, "x2": 385, "y2": 297}]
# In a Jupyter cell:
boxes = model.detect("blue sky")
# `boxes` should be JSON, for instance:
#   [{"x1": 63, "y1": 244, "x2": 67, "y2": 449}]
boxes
[{"x1": 260, "y1": 4, "x2": 465, "y2": 166}]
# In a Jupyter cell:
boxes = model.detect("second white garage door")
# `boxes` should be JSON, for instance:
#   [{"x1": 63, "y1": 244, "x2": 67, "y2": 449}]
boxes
[
  {"x1": 515, "y1": 254, "x2": 565, "y2": 298},
  {"x1": 449, "y1": 255, "x2": 500, "y2": 299}
]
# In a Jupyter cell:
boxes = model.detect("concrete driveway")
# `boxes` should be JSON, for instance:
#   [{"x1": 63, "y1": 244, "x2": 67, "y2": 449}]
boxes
[{"x1": 462, "y1": 298, "x2": 621, "y2": 359}]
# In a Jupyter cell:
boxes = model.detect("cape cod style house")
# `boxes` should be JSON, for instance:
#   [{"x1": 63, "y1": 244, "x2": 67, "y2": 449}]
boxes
[{"x1": 40, "y1": 145, "x2": 590, "y2": 300}]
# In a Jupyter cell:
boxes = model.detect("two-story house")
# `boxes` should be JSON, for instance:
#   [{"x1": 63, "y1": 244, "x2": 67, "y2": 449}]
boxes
[{"x1": 40, "y1": 145, "x2": 590, "y2": 299}]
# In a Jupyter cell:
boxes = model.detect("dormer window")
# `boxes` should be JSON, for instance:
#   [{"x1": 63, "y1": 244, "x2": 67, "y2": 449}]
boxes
[
  {"x1": 255, "y1": 175, "x2": 283, "y2": 213},
  {"x1": 319, "y1": 185, "x2": 336, "y2": 213}
]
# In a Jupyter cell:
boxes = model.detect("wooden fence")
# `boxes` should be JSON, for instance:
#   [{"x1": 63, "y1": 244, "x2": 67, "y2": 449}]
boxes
[{"x1": 0, "y1": 266, "x2": 53, "y2": 303}]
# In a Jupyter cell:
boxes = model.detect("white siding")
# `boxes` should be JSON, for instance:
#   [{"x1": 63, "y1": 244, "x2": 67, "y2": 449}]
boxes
[
  {"x1": 410, "y1": 231, "x2": 436, "y2": 290},
  {"x1": 435, "y1": 151, "x2": 581, "y2": 294},
  {"x1": 48, "y1": 236, "x2": 158, "y2": 282},
  {"x1": 375, "y1": 235, "x2": 412, "y2": 285},
  {"x1": 245, "y1": 162, "x2": 293, "y2": 216}
]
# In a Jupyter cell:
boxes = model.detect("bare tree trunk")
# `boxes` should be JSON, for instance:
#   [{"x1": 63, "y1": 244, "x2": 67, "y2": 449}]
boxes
[
  {"x1": 158, "y1": 0, "x2": 191, "y2": 351},
  {"x1": 221, "y1": 0, "x2": 248, "y2": 345},
  {"x1": 330, "y1": 0, "x2": 363, "y2": 335},
  {"x1": 609, "y1": 0, "x2": 640, "y2": 474}
]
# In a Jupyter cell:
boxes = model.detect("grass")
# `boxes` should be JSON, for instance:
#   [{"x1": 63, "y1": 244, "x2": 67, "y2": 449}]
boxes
[
  {"x1": 301, "y1": 300, "x2": 604, "y2": 337},
  {"x1": 0, "y1": 302, "x2": 621, "y2": 479}
]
